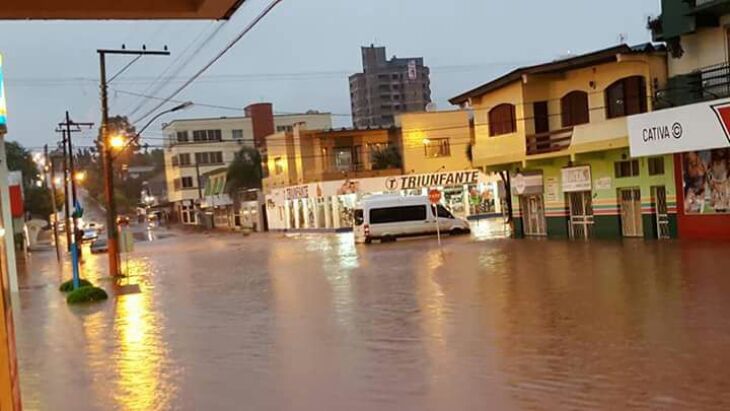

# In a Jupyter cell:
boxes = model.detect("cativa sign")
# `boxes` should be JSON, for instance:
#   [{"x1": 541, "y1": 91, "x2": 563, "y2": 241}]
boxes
[{"x1": 628, "y1": 97, "x2": 730, "y2": 157}]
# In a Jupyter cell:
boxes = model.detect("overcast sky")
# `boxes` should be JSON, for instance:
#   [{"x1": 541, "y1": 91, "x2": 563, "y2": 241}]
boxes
[{"x1": 0, "y1": 0, "x2": 660, "y2": 151}]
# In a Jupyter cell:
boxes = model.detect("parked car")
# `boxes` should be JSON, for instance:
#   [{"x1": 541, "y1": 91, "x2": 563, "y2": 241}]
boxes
[
  {"x1": 353, "y1": 195, "x2": 470, "y2": 244},
  {"x1": 90, "y1": 238, "x2": 108, "y2": 254},
  {"x1": 82, "y1": 228, "x2": 98, "y2": 242}
]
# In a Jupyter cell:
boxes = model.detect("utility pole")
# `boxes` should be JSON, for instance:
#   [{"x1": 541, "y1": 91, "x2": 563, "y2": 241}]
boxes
[
  {"x1": 98, "y1": 47, "x2": 169, "y2": 277},
  {"x1": 59, "y1": 129, "x2": 72, "y2": 250},
  {"x1": 45, "y1": 145, "x2": 61, "y2": 262}
]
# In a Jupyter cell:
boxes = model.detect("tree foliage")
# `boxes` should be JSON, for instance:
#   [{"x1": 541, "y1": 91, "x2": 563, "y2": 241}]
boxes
[
  {"x1": 371, "y1": 146, "x2": 403, "y2": 170},
  {"x1": 226, "y1": 147, "x2": 263, "y2": 196}
]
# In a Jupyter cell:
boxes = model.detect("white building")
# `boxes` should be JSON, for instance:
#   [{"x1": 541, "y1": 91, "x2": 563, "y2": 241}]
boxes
[{"x1": 163, "y1": 103, "x2": 332, "y2": 224}]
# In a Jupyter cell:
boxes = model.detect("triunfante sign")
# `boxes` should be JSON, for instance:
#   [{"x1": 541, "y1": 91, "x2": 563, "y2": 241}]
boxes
[
  {"x1": 384, "y1": 170, "x2": 480, "y2": 192},
  {"x1": 0, "y1": 54, "x2": 7, "y2": 132},
  {"x1": 561, "y1": 166, "x2": 592, "y2": 192},
  {"x1": 628, "y1": 97, "x2": 730, "y2": 157}
]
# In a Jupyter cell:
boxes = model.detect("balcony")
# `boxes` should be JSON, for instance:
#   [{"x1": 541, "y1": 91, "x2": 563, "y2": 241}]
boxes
[
  {"x1": 656, "y1": 63, "x2": 730, "y2": 108},
  {"x1": 525, "y1": 128, "x2": 573, "y2": 155},
  {"x1": 318, "y1": 163, "x2": 401, "y2": 181}
]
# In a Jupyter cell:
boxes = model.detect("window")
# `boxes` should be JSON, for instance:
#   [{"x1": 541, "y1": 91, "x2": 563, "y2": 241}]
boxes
[
  {"x1": 614, "y1": 159, "x2": 640, "y2": 178},
  {"x1": 648, "y1": 157, "x2": 665, "y2": 175},
  {"x1": 178, "y1": 153, "x2": 191, "y2": 166},
  {"x1": 605, "y1": 76, "x2": 647, "y2": 119},
  {"x1": 435, "y1": 204, "x2": 454, "y2": 219},
  {"x1": 171, "y1": 156, "x2": 179, "y2": 167},
  {"x1": 276, "y1": 125, "x2": 294, "y2": 133},
  {"x1": 334, "y1": 147, "x2": 353, "y2": 170},
  {"x1": 561, "y1": 91, "x2": 590, "y2": 127},
  {"x1": 173, "y1": 179, "x2": 181, "y2": 191},
  {"x1": 195, "y1": 151, "x2": 223, "y2": 165},
  {"x1": 192, "y1": 129, "x2": 222, "y2": 142},
  {"x1": 176, "y1": 131, "x2": 189, "y2": 143},
  {"x1": 274, "y1": 157, "x2": 285, "y2": 175},
  {"x1": 489, "y1": 104, "x2": 516, "y2": 136},
  {"x1": 424, "y1": 138, "x2": 451, "y2": 158},
  {"x1": 369, "y1": 205, "x2": 427, "y2": 224},
  {"x1": 181, "y1": 176, "x2": 194, "y2": 188},
  {"x1": 232, "y1": 129, "x2": 243, "y2": 140}
]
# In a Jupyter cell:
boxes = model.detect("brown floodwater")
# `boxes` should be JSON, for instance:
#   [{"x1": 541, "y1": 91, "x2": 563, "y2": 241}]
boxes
[{"x1": 13, "y1": 223, "x2": 730, "y2": 410}]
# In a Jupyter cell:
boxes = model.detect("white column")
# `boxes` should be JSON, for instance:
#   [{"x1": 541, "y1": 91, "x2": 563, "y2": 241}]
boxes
[
  {"x1": 0, "y1": 138, "x2": 18, "y2": 293},
  {"x1": 293, "y1": 201, "x2": 300, "y2": 229},
  {"x1": 493, "y1": 183, "x2": 502, "y2": 214},
  {"x1": 324, "y1": 197, "x2": 332, "y2": 229},
  {"x1": 312, "y1": 199, "x2": 320, "y2": 229},
  {"x1": 301, "y1": 200, "x2": 309, "y2": 229},
  {"x1": 332, "y1": 197, "x2": 340, "y2": 229}
]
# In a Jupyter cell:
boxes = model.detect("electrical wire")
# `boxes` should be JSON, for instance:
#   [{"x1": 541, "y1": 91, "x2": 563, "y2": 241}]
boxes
[{"x1": 133, "y1": 0, "x2": 285, "y2": 124}]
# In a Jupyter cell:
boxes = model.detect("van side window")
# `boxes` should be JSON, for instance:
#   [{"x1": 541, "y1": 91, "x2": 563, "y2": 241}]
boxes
[
  {"x1": 370, "y1": 205, "x2": 427, "y2": 224},
  {"x1": 435, "y1": 205, "x2": 454, "y2": 219}
]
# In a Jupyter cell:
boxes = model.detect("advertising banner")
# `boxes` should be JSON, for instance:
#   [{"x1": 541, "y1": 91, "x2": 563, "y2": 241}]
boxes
[
  {"x1": 561, "y1": 166, "x2": 592, "y2": 192},
  {"x1": 682, "y1": 148, "x2": 730, "y2": 214},
  {"x1": 0, "y1": 54, "x2": 7, "y2": 131},
  {"x1": 510, "y1": 172, "x2": 544, "y2": 196},
  {"x1": 628, "y1": 97, "x2": 730, "y2": 157}
]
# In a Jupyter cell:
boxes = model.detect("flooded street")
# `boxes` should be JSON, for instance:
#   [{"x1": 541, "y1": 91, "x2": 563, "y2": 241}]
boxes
[{"x1": 12, "y1": 226, "x2": 730, "y2": 410}]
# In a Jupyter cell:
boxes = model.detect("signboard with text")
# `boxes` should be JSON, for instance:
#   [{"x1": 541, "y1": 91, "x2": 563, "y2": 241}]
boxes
[
  {"x1": 628, "y1": 97, "x2": 730, "y2": 157},
  {"x1": 561, "y1": 166, "x2": 592, "y2": 192}
]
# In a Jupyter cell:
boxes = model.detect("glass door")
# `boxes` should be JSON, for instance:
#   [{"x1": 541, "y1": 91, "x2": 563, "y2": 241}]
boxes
[{"x1": 567, "y1": 191, "x2": 593, "y2": 239}]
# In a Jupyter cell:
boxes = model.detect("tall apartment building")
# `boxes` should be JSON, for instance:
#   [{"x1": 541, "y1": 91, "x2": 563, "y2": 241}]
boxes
[
  {"x1": 163, "y1": 102, "x2": 332, "y2": 224},
  {"x1": 349, "y1": 45, "x2": 431, "y2": 128}
]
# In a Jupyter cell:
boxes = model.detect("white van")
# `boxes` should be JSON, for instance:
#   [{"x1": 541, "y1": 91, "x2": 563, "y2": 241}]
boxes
[{"x1": 353, "y1": 195, "x2": 470, "y2": 244}]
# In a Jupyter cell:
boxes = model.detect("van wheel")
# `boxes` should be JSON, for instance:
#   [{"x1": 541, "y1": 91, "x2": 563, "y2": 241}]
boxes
[
  {"x1": 381, "y1": 235, "x2": 395, "y2": 243},
  {"x1": 364, "y1": 238, "x2": 372, "y2": 244},
  {"x1": 451, "y1": 228, "x2": 465, "y2": 236}
]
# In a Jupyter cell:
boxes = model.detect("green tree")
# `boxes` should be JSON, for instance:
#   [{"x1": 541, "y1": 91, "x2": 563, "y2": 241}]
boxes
[
  {"x1": 226, "y1": 147, "x2": 263, "y2": 196},
  {"x1": 371, "y1": 146, "x2": 403, "y2": 170},
  {"x1": 5, "y1": 141, "x2": 38, "y2": 188}
]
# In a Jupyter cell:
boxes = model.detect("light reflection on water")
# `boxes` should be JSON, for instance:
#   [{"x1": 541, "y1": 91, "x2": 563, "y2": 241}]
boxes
[{"x1": 14, "y1": 233, "x2": 730, "y2": 410}]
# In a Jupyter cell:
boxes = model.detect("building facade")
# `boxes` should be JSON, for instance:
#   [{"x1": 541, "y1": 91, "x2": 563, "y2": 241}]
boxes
[
  {"x1": 262, "y1": 116, "x2": 501, "y2": 231},
  {"x1": 639, "y1": 0, "x2": 730, "y2": 239},
  {"x1": 163, "y1": 103, "x2": 331, "y2": 224},
  {"x1": 451, "y1": 44, "x2": 675, "y2": 239},
  {"x1": 349, "y1": 45, "x2": 431, "y2": 128}
]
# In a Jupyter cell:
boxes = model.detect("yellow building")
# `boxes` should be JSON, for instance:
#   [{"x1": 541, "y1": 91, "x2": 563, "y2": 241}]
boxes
[
  {"x1": 450, "y1": 44, "x2": 677, "y2": 239},
  {"x1": 398, "y1": 110, "x2": 473, "y2": 174}
]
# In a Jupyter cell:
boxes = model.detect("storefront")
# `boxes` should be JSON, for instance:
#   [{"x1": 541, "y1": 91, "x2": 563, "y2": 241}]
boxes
[
  {"x1": 511, "y1": 149, "x2": 677, "y2": 239},
  {"x1": 628, "y1": 97, "x2": 730, "y2": 239},
  {"x1": 265, "y1": 170, "x2": 502, "y2": 231}
]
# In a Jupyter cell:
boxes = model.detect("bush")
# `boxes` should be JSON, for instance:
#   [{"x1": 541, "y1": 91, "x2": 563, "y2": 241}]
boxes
[
  {"x1": 66, "y1": 286, "x2": 108, "y2": 304},
  {"x1": 59, "y1": 278, "x2": 93, "y2": 292}
]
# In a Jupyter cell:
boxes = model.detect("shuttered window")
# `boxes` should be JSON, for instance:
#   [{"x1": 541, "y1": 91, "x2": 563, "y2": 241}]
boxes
[
  {"x1": 605, "y1": 76, "x2": 647, "y2": 119},
  {"x1": 561, "y1": 91, "x2": 590, "y2": 127},
  {"x1": 488, "y1": 104, "x2": 516, "y2": 136}
]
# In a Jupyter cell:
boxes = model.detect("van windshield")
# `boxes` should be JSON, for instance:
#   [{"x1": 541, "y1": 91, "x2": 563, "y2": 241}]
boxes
[{"x1": 354, "y1": 209, "x2": 364, "y2": 226}]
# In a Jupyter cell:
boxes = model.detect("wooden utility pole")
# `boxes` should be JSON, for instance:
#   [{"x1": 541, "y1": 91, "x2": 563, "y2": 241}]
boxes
[{"x1": 98, "y1": 47, "x2": 169, "y2": 277}]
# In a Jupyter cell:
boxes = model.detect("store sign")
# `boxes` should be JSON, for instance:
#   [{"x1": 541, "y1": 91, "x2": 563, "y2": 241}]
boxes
[
  {"x1": 561, "y1": 166, "x2": 591, "y2": 192},
  {"x1": 0, "y1": 54, "x2": 7, "y2": 131},
  {"x1": 285, "y1": 184, "x2": 310, "y2": 200},
  {"x1": 510, "y1": 172, "x2": 543, "y2": 195},
  {"x1": 595, "y1": 176, "x2": 612, "y2": 191},
  {"x1": 545, "y1": 177, "x2": 559, "y2": 202},
  {"x1": 628, "y1": 97, "x2": 730, "y2": 157},
  {"x1": 385, "y1": 170, "x2": 480, "y2": 192}
]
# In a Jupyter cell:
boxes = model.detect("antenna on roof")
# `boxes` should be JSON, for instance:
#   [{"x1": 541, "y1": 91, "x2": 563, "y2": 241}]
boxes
[{"x1": 618, "y1": 33, "x2": 627, "y2": 44}]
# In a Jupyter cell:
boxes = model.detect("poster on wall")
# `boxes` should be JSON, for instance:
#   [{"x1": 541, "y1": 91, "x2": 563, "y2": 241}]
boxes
[{"x1": 683, "y1": 148, "x2": 730, "y2": 214}]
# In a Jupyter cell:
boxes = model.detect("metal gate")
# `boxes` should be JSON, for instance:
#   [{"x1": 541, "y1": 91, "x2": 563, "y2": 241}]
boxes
[
  {"x1": 652, "y1": 186, "x2": 671, "y2": 239},
  {"x1": 567, "y1": 191, "x2": 593, "y2": 239},
  {"x1": 619, "y1": 188, "x2": 643, "y2": 237},
  {"x1": 519, "y1": 194, "x2": 546, "y2": 236}
]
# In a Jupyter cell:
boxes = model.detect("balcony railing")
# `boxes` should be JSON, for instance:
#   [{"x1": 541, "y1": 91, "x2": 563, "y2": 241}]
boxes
[
  {"x1": 656, "y1": 63, "x2": 730, "y2": 108},
  {"x1": 525, "y1": 128, "x2": 573, "y2": 155}
]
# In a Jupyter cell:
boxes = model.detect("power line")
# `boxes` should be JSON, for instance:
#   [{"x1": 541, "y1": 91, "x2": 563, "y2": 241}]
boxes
[{"x1": 134, "y1": 0, "x2": 286, "y2": 124}]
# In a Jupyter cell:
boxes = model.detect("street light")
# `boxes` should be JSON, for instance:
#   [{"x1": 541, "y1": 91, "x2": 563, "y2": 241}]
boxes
[
  {"x1": 74, "y1": 171, "x2": 86, "y2": 182},
  {"x1": 110, "y1": 134, "x2": 126, "y2": 149},
  {"x1": 112, "y1": 101, "x2": 193, "y2": 159}
]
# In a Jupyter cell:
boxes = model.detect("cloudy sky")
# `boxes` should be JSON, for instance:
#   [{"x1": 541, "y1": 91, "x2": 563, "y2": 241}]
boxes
[{"x1": 0, "y1": 0, "x2": 660, "y2": 151}]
